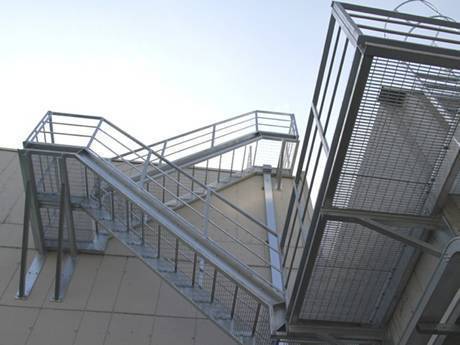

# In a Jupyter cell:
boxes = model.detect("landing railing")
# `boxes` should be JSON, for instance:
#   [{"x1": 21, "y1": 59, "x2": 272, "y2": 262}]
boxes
[
  {"x1": 119, "y1": 110, "x2": 298, "y2": 164},
  {"x1": 26, "y1": 111, "x2": 285, "y2": 293}
]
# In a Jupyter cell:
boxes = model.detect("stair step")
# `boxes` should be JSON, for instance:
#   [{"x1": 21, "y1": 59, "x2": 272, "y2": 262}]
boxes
[{"x1": 75, "y1": 153, "x2": 284, "y2": 345}]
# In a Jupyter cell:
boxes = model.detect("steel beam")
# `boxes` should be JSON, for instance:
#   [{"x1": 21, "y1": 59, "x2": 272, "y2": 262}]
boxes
[
  {"x1": 324, "y1": 215, "x2": 442, "y2": 257},
  {"x1": 425, "y1": 129, "x2": 460, "y2": 214},
  {"x1": 287, "y1": 50, "x2": 372, "y2": 323},
  {"x1": 320, "y1": 207, "x2": 441, "y2": 228},
  {"x1": 17, "y1": 181, "x2": 32, "y2": 298},
  {"x1": 280, "y1": 14, "x2": 337, "y2": 249},
  {"x1": 276, "y1": 141, "x2": 286, "y2": 190},
  {"x1": 417, "y1": 322, "x2": 460, "y2": 335},
  {"x1": 274, "y1": 321, "x2": 385, "y2": 344},
  {"x1": 58, "y1": 157, "x2": 78, "y2": 256},
  {"x1": 78, "y1": 151, "x2": 285, "y2": 306},
  {"x1": 18, "y1": 150, "x2": 46, "y2": 254},
  {"x1": 262, "y1": 166, "x2": 283, "y2": 290},
  {"x1": 50, "y1": 182, "x2": 76, "y2": 301},
  {"x1": 424, "y1": 288, "x2": 460, "y2": 344}
]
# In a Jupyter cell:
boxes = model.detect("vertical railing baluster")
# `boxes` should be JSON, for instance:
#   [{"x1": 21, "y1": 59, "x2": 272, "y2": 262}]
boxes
[
  {"x1": 110, "y1": 190, "x2": 115, "y2": 221},
  {"x1": 210, "y1": 268, "x2": 218, "y2": 303},
  {"x1": 141, "y1": 211, "x2": 145, "y2": 245},
  {"x1": 231, "y1": 285, "x2": 238, "y2": 319},
  {"x1": 174, "y1": 238, "x2": 179, "y2": 272},
  {"x1": 253, "y1": 141, "x2": 259, "y2": 167},
  {"x1": 191, "y1": 165, "x2": 195, "y2": 192},
  {"x1": 84, "y1": 167, "x2": 89, "y2": 198},
  {"x1": 204, "y1": 160, "x2": 209, "y2": 186},
  {"x1": 217, "y1": 155, "x2": 222, "y2": 183},
  {"x1": 230, "y1": 150, "x2": 235, "y2": 177},
  {"x1": 162, "y1": 174, "x2": 166, "y2": 203},
  {"x1": 241, "y1": 146, "x2": 247, "y2": 175},
  {"x1": 125, "y1": 200, "x2": 130, "y2": 232},
  {"x1": 192, "y1": 253, "x2": 197, "y2": 287},
  {"x1": 157, "y1": 225, "x2": 161, "y2": 258},
  {"x1": 176, "y1": 170, "x2": 180, "y2": 198},
  {"x1": 251, "y1": 303, "x2": 261, "y2": 336}
]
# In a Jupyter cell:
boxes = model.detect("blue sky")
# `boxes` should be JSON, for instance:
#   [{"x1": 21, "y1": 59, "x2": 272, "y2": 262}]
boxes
[{"x1": 0, "y1": 0, "x2": 458, "y2": 148}]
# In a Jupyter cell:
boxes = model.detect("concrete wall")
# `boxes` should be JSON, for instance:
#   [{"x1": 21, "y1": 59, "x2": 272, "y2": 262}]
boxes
[{"x1": 0, "y1": 149, "x2": 293, "y2": 345}]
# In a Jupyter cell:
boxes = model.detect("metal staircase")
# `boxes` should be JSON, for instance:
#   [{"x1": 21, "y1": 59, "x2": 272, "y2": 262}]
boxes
[
  {"x1": 116, "y1": 110, "x2": 299, "y2": 198},
  {"x1": 17, "y1": 111, "x2": 298, "y2": 345}
]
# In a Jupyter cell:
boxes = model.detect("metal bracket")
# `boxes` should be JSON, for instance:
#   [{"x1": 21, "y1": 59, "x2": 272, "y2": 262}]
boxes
[
  {"x1": 16, "y1": 255, "x2": 46, "y2": 299},
  {"x1": 17, "y1": 181, "x2": 46, "y2": 299}
]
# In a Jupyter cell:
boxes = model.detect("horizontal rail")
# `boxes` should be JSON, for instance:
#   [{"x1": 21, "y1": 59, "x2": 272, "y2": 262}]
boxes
[
  {"x1": 24, "y1": 111, "x2": 293, "y2": 291},
  {"x1": 118, "y1": 110, "x2": 296, "y2": 160}
]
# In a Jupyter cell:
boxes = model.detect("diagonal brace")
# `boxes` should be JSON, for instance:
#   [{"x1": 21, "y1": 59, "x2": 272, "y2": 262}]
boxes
[{"x1": 326, "y1": 214, "x2": 442, "y2": 257}]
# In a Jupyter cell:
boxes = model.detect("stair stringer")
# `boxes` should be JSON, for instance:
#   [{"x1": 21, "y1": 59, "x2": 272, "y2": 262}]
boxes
[{"x1": 76, "y1": 150, "x2": 286, "y2": 345}]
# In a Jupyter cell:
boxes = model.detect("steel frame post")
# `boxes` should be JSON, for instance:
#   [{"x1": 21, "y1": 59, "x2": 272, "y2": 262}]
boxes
[
  {"x1": 51, "y1": 181, "x2": 76, "y2": 302},
  {"x1": 280, "y1": 15, "x2": 336, "y2": 249},
  {"x1": 58, "y1": 156, "x2": 78, "y2": 256},
  {"x1": 287, "y1": 50, "x2": 372, "y2": 322},
  {"x1": 276, "y1": 140, "x2": 286, "y2": 190},
  {"x1": 18, "y1": 150, "x2": 46, "y2": 254},
  {"x1": 54, "y1": 184, "x2": 66, "y2": 301},
  {"x1": 262, "y1": 166, "x2": 283, "y2": 290},
  {"x1": 17, "y1": 181, "x2": 31, "y2": 298},
  {"x1": 16, "y1": 182, "x2": 46, "y2": 300}
]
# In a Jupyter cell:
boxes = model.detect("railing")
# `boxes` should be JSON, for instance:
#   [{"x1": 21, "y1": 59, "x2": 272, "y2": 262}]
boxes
[
  {"x1": 118, "y1": 110, "x2": 298, "y2": 164},
  {"x1": 26, "y1": 111, "x2": 285, "y2": 293}
]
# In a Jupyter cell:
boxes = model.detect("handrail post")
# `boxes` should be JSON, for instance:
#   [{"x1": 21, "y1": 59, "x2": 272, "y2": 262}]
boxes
[
  {"x1": 87, "y1": 118, "x2": 103, "y2": 149},
  {"x1": 203, "y1": 187, "x2": 211, "y2": 238},
  {"x1": 211, "y1": 124, "x2": 216, "y2": 148},
  {"x1": 49, "y1": 113, "x2": 55, "y2": 144},
  {"x1": 277, "y1": 140, "x2": 286, "y2": 190},
  {"x1": 255, "y1": 111, "x2": 259, "y2": 132},
  {"x1": 139, "y1": 151, "x2": 152, "y2": 189}
]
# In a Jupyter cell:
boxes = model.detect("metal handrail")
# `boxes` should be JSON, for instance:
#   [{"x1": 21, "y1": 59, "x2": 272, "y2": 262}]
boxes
[
  {"x1": 26, "y1": 111, "x2": 286, "y2": 290},
  {"x1": 117, "y1": 110, "x2": 297, "y2": 163}
]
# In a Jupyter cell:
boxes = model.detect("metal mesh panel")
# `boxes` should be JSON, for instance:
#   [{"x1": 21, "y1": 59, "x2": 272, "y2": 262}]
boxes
[
  {"x1": 32, "y1": 154, "x2": 59, "y2": 194},
  {"x1": 40, "y1": 208, "x2": 96, "y2": 242},
  {"x1": 333, "y1": 57, "x2": 460, "y2": 215},
  {"x1": 300, "y1": 220, "x2": 419, "y2": 323},
  {"x1": 299, "y1": 57, "x2": 460, "y2": 325}
]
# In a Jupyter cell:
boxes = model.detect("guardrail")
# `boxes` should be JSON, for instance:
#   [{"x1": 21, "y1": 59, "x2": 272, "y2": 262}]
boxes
[
  {"x1": 26, "y1": 111, "x2": 287, "y2": 293},
  {"x1": 119, "y1": 110, "x2": 298, "y2": 163}
]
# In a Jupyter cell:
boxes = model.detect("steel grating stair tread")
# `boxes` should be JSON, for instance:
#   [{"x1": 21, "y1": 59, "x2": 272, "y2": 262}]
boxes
[
  {"x1": 81, "y1": 201, "x2": 255, "y2": 345},
  {"x1": 75, "y1": 150, "x2": 284, "y2": 345}
]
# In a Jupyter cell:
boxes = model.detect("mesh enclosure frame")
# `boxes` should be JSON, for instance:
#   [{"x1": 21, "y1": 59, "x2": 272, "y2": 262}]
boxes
[{"x1": 280, "y1": 2, "x2": 460, "y2": 343}]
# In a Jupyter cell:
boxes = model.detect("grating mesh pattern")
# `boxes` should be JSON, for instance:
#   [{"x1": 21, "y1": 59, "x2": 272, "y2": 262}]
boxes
[
  {"x1": 300, "y1": 57, "x2": 460, "y2": 324},
  {"x1": 301, "y1": 221, "x2": 420, "y2": 323},
  {"x1": 333, "y1": 57, "x2": 460, "y2": 215}
]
